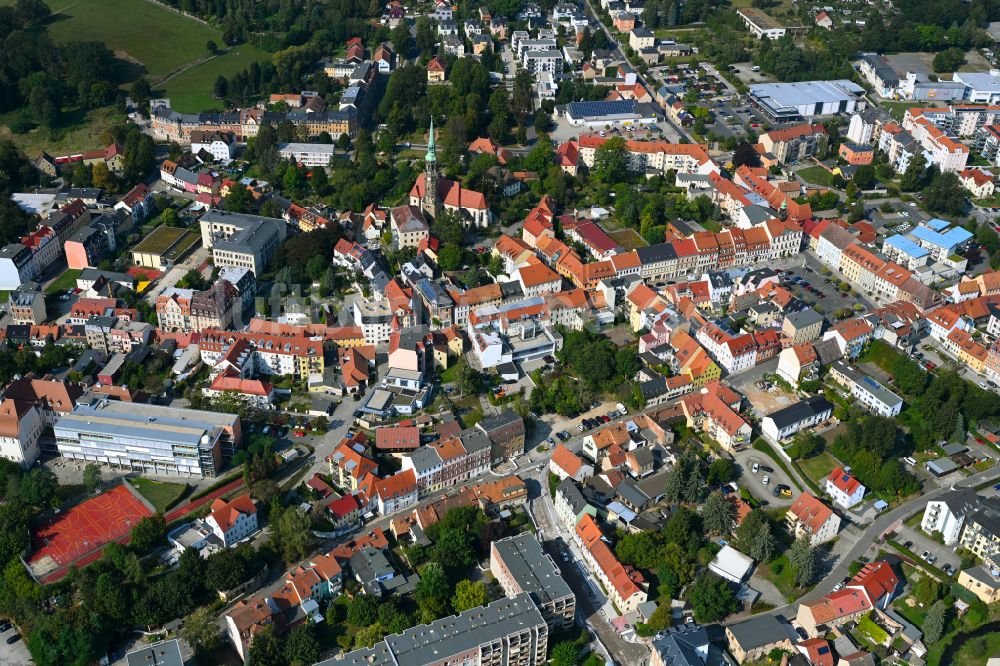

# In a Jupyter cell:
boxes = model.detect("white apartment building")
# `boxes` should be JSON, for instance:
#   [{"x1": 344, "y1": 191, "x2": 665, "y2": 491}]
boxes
[
  {"x1": 828, "y1": 361, "x2": 903, "y2": 417},
  {"x1": 353, "y1": 299, "x2": 394, "y2": 345},
  {"x1": 278, "y1": 142, "x2": 336, "y2": 167},
  {"x1": 921, "y1": 489, "x2": 979, "y2": 545},
  {"x1": 206, "y1": 494, "x2": 260, "y2": 546},
  {"x1": 0, "y1": 399, "x2": 43, "y2": 467}
]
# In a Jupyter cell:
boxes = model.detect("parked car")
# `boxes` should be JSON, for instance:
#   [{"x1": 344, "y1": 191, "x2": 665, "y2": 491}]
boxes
[
  {"x1": 752, "y1": 463, "x2": 760, "y2": 474},
  {"x1": 920, "y1": 551, "x2": 931, "y2": 561},
  {"x1": 6, "y1": 634, "x2": 19, "y2": 644},
  {"x1": 762, "y1": 475, "x2": 770, "y2": 485}
]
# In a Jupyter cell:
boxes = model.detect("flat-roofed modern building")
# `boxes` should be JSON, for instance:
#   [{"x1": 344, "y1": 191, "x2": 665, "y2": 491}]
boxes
[
  {"x1": 278, "y1": 142, "x2": 336, "y2": 167},
  {"x1": 748, "y1": 80, "x2": 866, "y2": 122},
  {"x1": 199, "y1": 209, "x2": 287, "y2": 275},
  {"x1": 490, "y1": 532, "x2": 576, "y2": 628},
  {"x1": 321, "y1": 592, "x2": 548, "y2": 666},
  {"x1": 53, "y1": 397, "x2": 240, "y2": 477}
]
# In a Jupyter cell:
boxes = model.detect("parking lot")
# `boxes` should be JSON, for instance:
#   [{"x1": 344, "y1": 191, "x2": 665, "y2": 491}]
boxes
[
  {"x1": 782, "y1": 253, "x2": 876, "y2": 316},
  {"x1": 733, "y1": 448, "x2": 800, "y2": 507},
  {"x1": 894, "y1": 523, "x2": 962, "y2": 576},
  {"x1": 0, "y1": 623, "x2": 31, "y2": 666}
]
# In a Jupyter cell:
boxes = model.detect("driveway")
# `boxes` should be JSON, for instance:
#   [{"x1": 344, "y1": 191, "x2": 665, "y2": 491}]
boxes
[
  {"x1": 733, "y1": 449, "x2": 800, "y2": 507},
  {"x1": 0, "y1": 624, "x2": 32, "y2": 666},
  {"x1": 894, "y1": 524, "x2": 962, "y2": 574}
]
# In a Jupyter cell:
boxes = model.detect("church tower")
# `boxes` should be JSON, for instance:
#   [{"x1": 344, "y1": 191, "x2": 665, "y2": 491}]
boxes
[{"x1": 421, "y1": 117, "x2": 441, "y2": 219}]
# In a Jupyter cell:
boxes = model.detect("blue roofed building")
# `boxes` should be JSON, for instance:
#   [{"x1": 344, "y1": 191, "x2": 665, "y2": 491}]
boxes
[
  {"x1": 882, "y1": 234, "x2": 930, "y2": 269},
  {"x1": 910, "y1": 221, "x2": 972, "y2": 262}
]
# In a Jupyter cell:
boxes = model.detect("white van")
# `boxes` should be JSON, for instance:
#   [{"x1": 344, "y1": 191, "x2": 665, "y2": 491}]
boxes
[{"x1": 616, "y1": 403, "x2": 628, "y2": 415}]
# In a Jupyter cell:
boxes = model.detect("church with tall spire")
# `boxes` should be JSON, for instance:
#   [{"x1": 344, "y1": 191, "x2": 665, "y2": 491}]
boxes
[{"x1": 409, "y1": 117, "x2": 492, "y2": 228}]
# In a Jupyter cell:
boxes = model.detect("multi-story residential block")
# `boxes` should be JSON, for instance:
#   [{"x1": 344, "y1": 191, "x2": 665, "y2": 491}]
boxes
[
  {"x1": 199, "y1": 329, "x2": 324, "y2": 379},
  {"x1": 353, "y1": 298, "x2": 395, "y2": 345},
  {"x1": 785, "y1": 492, "x2": 841, "y2": 545},
  {"x1": 761, "y1": 396, "x2": 833, "y2": 441},
  {"x1": 490, "y1": 532, "x2": 575, "y2": 628},
  {"x1": 277, "y1": 142, "x2": 335, "y2": 167},
  {"x1": 206, "y1": 494, "x2": 259, "y2": 546},
  {"x1": 372, "y1": 469, "x2": 418, "y2": 515},
  {"x1": 959, "y1": 497, "x2": 1000, "y2": 561},
  {"x1": 156, "y1": 281, "x2": 239, "y2": 333},
  {"x1": 549, "y1": 444, "x2": 594, "y2": 482},
  {"x1": 577, "y1": 136, "x2": 718, "y2": 176},
  {"x1": 0, "y1": 399, "x2": 43, "y2": 466},
  {"x1": 199, "y1": 210, "x2": 287, "y2": 275},
  {"x1": 828, "y1": 360, "x2": 903, "y2": 417},
  {"x1": 476, "y1": 410, "x2": 526, "y2": 464},
  {"x1": 781, "y1": 308, "x2": 824, "y2": 346},
  {"x1": 190, "y1": 130, "x2": 236, "y2": 162},
  {"x1": 54, "y1": 397, "x2": 240, "y2": 477},
  {"x1": 921, "y1": 488, "x2": 979, "y2": 545},
  {"x1": 554, "y1": 477, "x2": 597, "y2": 528},
  {"x1": 758, "y1": 124, "x2": 828, "y2": 164},
  {"x1": 327, "y1": 437, "x2": 378, "y2": 492},
  {"x1": 321, "y1": 593, "x2": 548, "y2": 666},
  {"x1": 574, "y1": 514, "x2": 647, "y2": 613},
  {"x1": 151, "y1": 105, "x2": 357, "y2": 143},
  {"x1": 8, "y1": 285, "x2": 46, "y2": 325},
  {"x1": 400, "y1": 429, "x2": 491, "y2": 496}
]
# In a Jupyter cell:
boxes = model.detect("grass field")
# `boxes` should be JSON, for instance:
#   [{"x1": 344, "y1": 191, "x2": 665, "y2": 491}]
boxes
[
  {"x1": 608, "y1": 228, "x2": 649, "y2": 250},
  {"x1": 43, "y1": 0, "x2": 222, "y2": 80},
  {"x1": 45, "y1": 268, "x2": 82, "y2": 294},
  {"x1": 797, "y1": 450, "x2": 839, "y2": 486},
  {"x1": 0, "y1": 106, "x2": 126, "y2": 158},
  {"x1": 161, "y1": 44, "x2": 272, "y2": 112},
  {"x1": 128, "y1": 477, "x2": 188, "y2": 513},
  {"x1": 797, "y1": 166, "x2": 835, "y2": 187}
]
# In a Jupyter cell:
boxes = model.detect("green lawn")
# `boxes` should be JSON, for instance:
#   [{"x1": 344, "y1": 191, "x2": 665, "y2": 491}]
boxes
[
  {"x1": 0, "y1": 105, "x2": 127, "y2": 159},
  {"x1": 43, "y1": 0, "x2": 223, "y2": 79},
  {"x1": 797, "y1": 451, "x2": 839, "y2": 487},
  {"x1": 757, "y1": 552, "x2": 815, "y2": 602},
  {"x1": 161, "y1": 44, "x2": 272, "y2": 112},
  {"x1": 128, "y1": 477, "x2": 188, "y2": 513},
  {"x1": 607, "y1": 228, "x2": 649, "y2": 250},
  {"x1": 881, "y1": 101, "x2": 930, "y2": 122},
  {"x1": 797, "y1": 166, "x2": 835, "y2": 187},
  {"x1": 45, "y1": 268, "x2": 82, "y2": 294}
]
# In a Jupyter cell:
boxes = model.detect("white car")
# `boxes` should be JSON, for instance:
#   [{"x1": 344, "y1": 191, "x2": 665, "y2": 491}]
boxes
[
  {"x1": 752, "y1": 463, "x2": 760, "y2": 474},
  {"x1": 762, "y1": 475, "x2": 770, "y2": 485}
]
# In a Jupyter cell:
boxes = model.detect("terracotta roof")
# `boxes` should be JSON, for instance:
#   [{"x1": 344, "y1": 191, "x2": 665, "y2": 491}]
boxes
[
  {"x1": 374, "y1": 469, "x2": 417, "y2": 502},
  {"x1": 826, "y1": 467, "x2": 862, "y2": 496},
  {"x1": 802, "y1": 588, "x2": 870, "y2": 624},
  {"x1": 375, "y1": 425, "x2": 420, "y2": 450},
  {"x1": 209, "y1": 493, "x2": 256, "y2": 533},
  {"x1": 551, "y1": 444, "x2": 585, "y2": 477},
  {"x1": 410, "y1": 172, "x2": 488, "y2": 210},
  {"x1": 849, "y1": 560, "x2": 899, "y2": 605},
  {"x1": 787, "y1": 492, "x2": 834, "y2": 534}
]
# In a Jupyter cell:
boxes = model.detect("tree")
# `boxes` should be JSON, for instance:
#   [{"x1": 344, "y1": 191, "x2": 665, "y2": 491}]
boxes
[
  {"x1": 91, "y1": 162, "x2": 117, "y2": 193},
  {"x1": 214, "y1": 75, "x2": 229, "y2": 100},
  {"x1": 347, "y1": 594, "x2": 379, "y2": 626},
  {"x1": 271, "y1": 506, "x2": 314, "y2": 562},
  {"x1": 732, "y1": 142, "x2": 761, "y2": 169},
  {"x1": 688, "y1": 573, "x2": 737, "y2": 622},
  {"x1": 923, "y1": 600, "x2": 947, "y2": 644},
  {"x1": 788, "y1": 535, "x2": 815, "y2": 588},
  {"x1": 82, "y1": 463, "x2": 101, "y2": 493},
  {"x1": 791, "y1": 432, "x2": 824, "y2": 459},
  {"x1": 702, "y1": 490, "x2": 736, "y2": 536},
  {"x1": 284, "y1": 623, "x2": 321, "y2": 666},
  {"x1": 452, "y1": 579, "x2": 488, "y2": 612},
  {"x1": 182, "y1": 606, "x2": 222, "y2": 655},
  {"x1": 706, "y1": 458, "x2": 737, "y2": 485},
  {"x1": 933, "y1": 47, "x2": 966, "y2": 73},
  {"x1": 415, "y1": 561, "x2": 451, "y2": 621},
  {"x1": 735, "y1": 510, "x2": 774, "y2": 561},
  {"x1": 593, "y1": 136, "x2": 628, "y2": 184},
  {"x1": 246, "y1": 626, "x2": 284, "y2": 666},
  {"x1": 438, "y1": 244, "x2": 464, "y2": 271},
  {"x1": 913, "y1": 576, "x2": 943, "y2": 605},
  {"x1": 130, "y1": 513, "x2": 166, "y2": 552},
  {"x1": 207, "y1": 40, "x2": 219, "y2": 55},
  {"x1": 899, "y1": 152, "x2": 927, "y2": 191},
  {"x1": 353, "y1": 623, "x2": 386, "y2": 649},
  {"x1": 952, "y1": 412, "x2": 966, "y2": 443},
  {"x1": 551, "y1": 641, "x2": 579, "y2": 666}
]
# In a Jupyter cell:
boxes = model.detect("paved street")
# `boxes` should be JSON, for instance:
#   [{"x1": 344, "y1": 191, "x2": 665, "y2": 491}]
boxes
[{"x1": 741, "y1": 464, "x2": 1000, "y2": 625}]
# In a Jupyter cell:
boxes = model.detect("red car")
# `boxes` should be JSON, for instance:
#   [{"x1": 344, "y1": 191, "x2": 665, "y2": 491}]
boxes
[
  {"x1": 923, "y1": 361, "x2": 936, "y2": 371},
  {"x1": 294, "y1": 430, "x2": 306, "y2": 437},
  {"x1": 975, "y1": 437, "x2": 986, "y2": 445}
]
